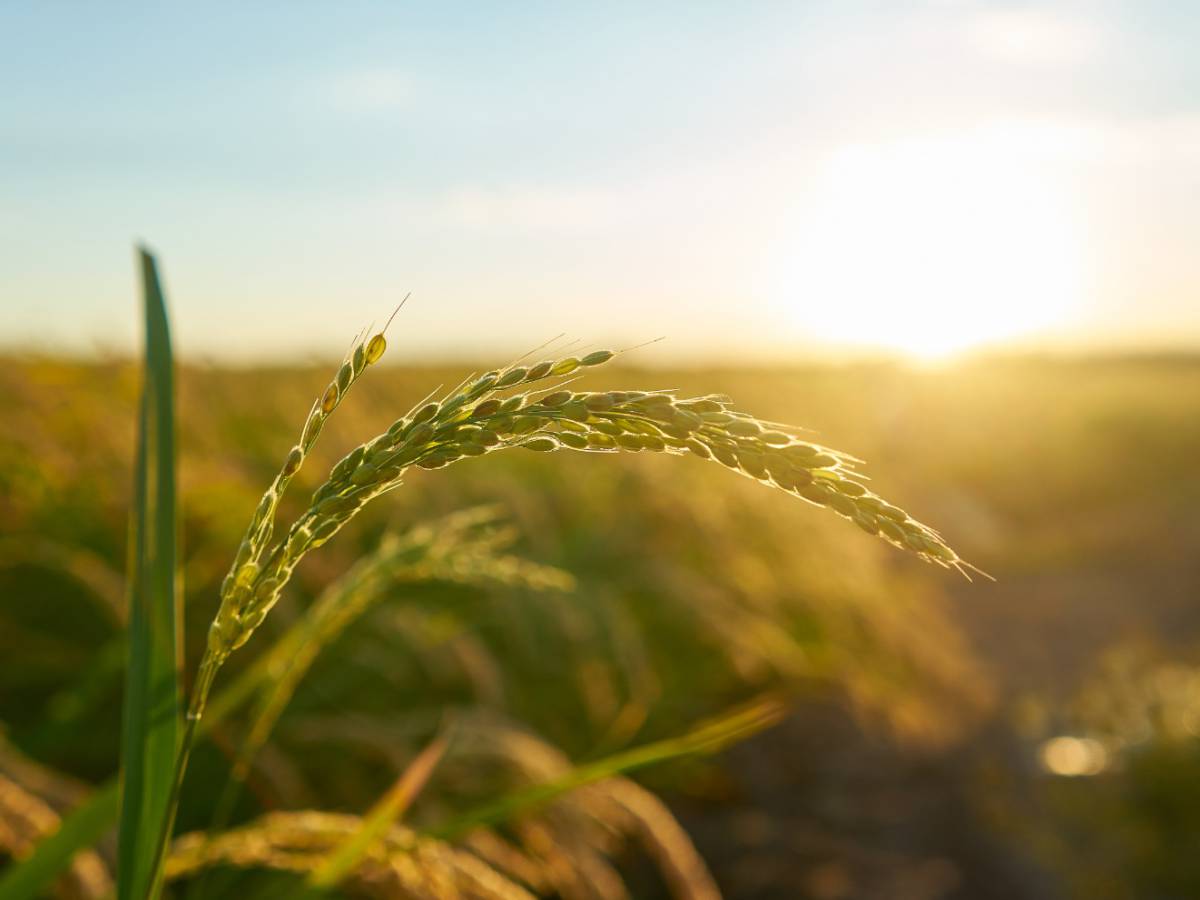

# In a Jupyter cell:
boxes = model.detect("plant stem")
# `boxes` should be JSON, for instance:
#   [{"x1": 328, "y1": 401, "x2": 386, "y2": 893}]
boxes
[{"x1": 142, "y1": 649, "x2": 222, "y2": 900}]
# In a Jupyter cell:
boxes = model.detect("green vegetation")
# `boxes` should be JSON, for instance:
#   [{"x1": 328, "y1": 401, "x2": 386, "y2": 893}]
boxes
[
  {"x1": 1, "y1": 258, "x2": 1199, "y2": 896},
  {"x1": 116, "y1": 250, "x2": 181, "y2": 900}
]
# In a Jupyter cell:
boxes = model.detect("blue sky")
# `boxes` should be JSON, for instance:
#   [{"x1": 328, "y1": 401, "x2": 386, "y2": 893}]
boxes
[{"x1": 2, "y1": 2, "x2": 1198, "y2": 360}]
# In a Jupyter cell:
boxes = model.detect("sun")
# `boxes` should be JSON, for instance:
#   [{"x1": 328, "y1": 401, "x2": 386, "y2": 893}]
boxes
[{"x1": 769, "y1": 130, "x2": 1085, "y2": 359}]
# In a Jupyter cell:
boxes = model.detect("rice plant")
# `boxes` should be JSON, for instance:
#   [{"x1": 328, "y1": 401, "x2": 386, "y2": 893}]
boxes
[
  {"x1": 201, "y1": 323, "x2": 968, "y2": 678},
  {"x1": 153, "y1": 270, "x2": 968, "y2": 895}
]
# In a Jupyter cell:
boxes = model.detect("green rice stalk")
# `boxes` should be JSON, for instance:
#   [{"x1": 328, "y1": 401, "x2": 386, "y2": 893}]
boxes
[
  {"x1": 213, "y1": 355, "x2": 969, "y2": 666},
  {"x1": 158, "y1": 328, "x2": 974, "y2": 882}
]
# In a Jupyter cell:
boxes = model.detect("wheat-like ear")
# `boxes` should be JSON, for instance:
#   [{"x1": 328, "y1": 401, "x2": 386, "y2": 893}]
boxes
[
  {"x1": 216, "y1": 321, "x2": 392, "y2": 616},
  {"x1": 205, "y1": 339, "x2": 973, "y2": 674},
  {"x1": 167, "y1": 811, "x2": 534, "y2": 899}
]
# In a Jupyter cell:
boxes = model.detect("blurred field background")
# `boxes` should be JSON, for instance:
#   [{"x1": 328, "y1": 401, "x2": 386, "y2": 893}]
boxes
[
  {"x1": 5, "y1": 2, "x2": 1200, "y2": 896},
  {"x1": 3, "y1": 351, "x2": 1199, "y2": 898}
]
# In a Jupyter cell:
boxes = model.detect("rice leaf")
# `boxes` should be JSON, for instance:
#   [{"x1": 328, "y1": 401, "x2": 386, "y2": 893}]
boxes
[
  {"x1": 430, "y1": 694, "x2": 787, "y2": 840},
  {"x1": 307, "y1": 731, "x2": 450, "y2": 889},
  {"x1": 116, "y1": 248, "x2": 182, "y2": 900}
]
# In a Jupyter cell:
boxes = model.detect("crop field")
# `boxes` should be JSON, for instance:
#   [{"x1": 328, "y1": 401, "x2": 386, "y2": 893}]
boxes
[
  {"x1": 5, "y1": 0, "x2": 1198, "y2": 895},
  {"x1": 3, "y1": 348, "x2": 1199, "y2": 899}
]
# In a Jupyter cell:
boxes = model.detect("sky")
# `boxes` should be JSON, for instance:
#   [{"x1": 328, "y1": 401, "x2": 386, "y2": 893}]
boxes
[{"x1": 1, "y1": 1, "x2": 1198, "y2": 362}]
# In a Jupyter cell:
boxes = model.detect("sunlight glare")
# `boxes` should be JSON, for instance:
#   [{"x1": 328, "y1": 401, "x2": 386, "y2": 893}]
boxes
[
  {"x1": 772, "y1": 130, "x2": 1085, "y2": 359},
  {"x1": 1039, "y1": 735, "x2": 1108, "y2": 777}
]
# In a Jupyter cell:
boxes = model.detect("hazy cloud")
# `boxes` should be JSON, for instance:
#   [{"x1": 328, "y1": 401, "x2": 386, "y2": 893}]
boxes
[
  {"x1": 964, "y1": 8, "x2": 1110, "y2": 66},
  {"x1": 318, "y1": 66, "x2": 416, "y2": 113}
]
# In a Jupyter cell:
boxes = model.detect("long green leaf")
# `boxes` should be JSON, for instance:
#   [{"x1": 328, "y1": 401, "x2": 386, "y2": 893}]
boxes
[
  {"x1": 430, "y1": 694, "x2": 787, "y2": 840},
  {"x1": 308, "y1": 731, "x2": 450, "y2": 889},
  {"x1": 116, "y1": 248, "x2": 182, "y2": 900}
]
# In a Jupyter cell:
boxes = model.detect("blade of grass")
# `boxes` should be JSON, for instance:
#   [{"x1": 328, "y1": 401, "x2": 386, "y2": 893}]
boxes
[
  {"x1": 230, "y1": 729, "x2": 453, "y2": 900},
  {"x1": 308, "y1": 729, "x2": 451, "y2": 889},
  {"x1": 244, "y1": 697, "x2": 784, "y2": 900},
  {"x1": 115, "y1": 248, "x2": 182, "y2": 900},
  {"x1": 430, "y1": 694, "x2": 788, "y2": 841}
]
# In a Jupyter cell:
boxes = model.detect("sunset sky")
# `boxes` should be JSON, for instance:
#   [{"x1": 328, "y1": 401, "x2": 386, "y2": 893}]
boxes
[{"x1": 2, "y1": 2, "x2": 1198, "y2": 361}]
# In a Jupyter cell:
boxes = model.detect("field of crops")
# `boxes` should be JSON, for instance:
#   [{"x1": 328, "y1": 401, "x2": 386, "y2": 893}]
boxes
[{"x1": 3, "y1": 350, "x2": 1200, "y2": 898}]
